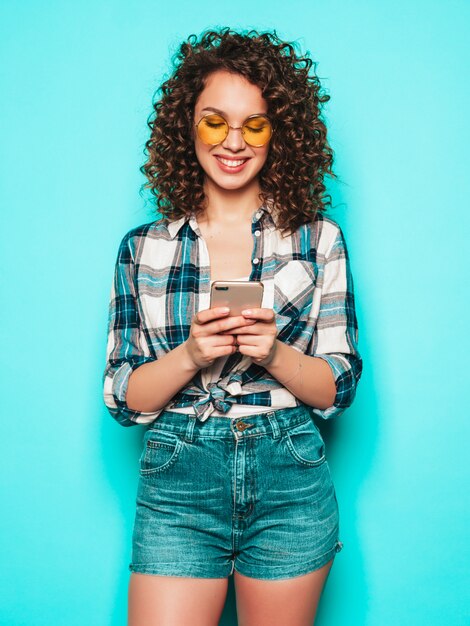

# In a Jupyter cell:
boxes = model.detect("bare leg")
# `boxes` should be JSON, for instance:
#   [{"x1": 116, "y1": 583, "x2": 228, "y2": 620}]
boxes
[
  {"x1": 234, "y1": 557, "x2": 334, "y2": 626},
  {"x1": 128, "y1": 573, "x2": 229, "y2": 626}
]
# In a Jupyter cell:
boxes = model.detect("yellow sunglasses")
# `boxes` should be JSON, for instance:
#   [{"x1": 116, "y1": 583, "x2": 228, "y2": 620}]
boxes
[{"x1": 195, "y1": 112, "x2": 273, "y2": 147}]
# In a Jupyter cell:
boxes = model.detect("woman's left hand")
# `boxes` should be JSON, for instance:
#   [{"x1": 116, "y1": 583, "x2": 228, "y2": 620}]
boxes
[{"x1": 219, "y1": 308, "x2": 279, "y2": 366}]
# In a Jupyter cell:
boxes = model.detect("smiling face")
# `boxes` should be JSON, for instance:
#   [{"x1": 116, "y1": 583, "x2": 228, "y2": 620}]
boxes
[{"x1": 193, "y1": 70, "x2": 271, "y2": 193}]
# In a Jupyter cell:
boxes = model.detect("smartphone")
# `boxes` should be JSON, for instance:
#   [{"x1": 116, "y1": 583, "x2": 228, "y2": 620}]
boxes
[{"x1": 210, "y1": 280, "x2": 264, "y2": 316}]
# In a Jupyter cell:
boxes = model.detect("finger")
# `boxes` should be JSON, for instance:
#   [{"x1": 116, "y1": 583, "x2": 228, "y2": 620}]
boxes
[
  {"x1": 193, "y1": 307, "x2": 230, "y2": 326},
  {"x1": 211, "y1": 344, "x2": 239, "y2": 358},
  {"x1": 232, "y1": 334, "x2": 258, "y2": 345},
  {"x1": 236, "y1": 345, "x2": 260, "y2": 358},
  {"x1": 220, "y1": 324, "x2": 259, "y2": 335},
  {"x1": 205, "y1": 316, "x2": 257, "y2": 336},
  {"x1": 212, "y1": 335, "x2": 238, "y2": 346},
  {"x1": 195, "y1": 336, "x2": 237, "y2": 357},
  {"x1": 220, "y1": 324, "x2": 260, "y2": 335},
  {"x1": 241, "y1": 308, "x2": 276, "y2": 321}
]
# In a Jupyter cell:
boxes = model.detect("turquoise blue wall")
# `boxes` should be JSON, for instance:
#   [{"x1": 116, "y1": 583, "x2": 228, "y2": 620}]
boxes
[{"x1": 1, "y1": 1, "x2": 469, "y2": 624}]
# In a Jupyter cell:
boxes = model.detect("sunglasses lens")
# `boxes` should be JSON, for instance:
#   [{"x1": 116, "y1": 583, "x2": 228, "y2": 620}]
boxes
[
  {"x1": 243, "y1": 116, "x2": 272, "y2": 146},
  {"x1": 197, "y1": 114, "x2": 228, "y2": 144}
]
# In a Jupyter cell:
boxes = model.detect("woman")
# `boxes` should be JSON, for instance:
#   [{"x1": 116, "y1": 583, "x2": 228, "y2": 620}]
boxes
[{"x1": 103, "y1": 28, "x2": 363, "y2": 626}]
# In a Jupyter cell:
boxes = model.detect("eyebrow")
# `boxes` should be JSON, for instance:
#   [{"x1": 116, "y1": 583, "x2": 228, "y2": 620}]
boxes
[{"x1": 201, "y1": 107, "x2": 266, "y2": 117}]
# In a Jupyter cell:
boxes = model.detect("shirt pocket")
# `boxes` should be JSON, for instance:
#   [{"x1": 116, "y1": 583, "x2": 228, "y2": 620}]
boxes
[{"x1": 273, "y1": 260, "x2": 317, "y2": 329}]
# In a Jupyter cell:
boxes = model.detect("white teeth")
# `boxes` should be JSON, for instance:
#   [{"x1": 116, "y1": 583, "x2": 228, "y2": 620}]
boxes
[{"x1": 216, "y1": 156, "x2": 247, "y2": 167}]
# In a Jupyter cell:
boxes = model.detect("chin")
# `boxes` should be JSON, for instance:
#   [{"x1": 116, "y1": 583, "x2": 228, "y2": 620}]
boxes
[
  {"x1": 211, "y1": 176, "x2": 255, "y2": 192},
  {"x1": 209, "y1": 167, "x2": 264, "y2": 191}
]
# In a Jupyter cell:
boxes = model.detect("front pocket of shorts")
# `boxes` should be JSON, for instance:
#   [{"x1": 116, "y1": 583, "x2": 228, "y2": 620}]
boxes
[
  {"x1": 139, "y1": 430, "x2": 183, "y2": 476},
  {"x1": 284, "y1": 419, "x2": 326, "y2": 467}
]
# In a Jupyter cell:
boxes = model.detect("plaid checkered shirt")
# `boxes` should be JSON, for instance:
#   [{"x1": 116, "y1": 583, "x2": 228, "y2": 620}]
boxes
[{"x1": 102, "y1": 205, "x2": 363, "y2": 426}]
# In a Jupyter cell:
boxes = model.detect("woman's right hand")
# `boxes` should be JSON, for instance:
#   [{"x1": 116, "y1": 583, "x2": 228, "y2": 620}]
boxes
[{"x1": 183, "y1": 307, "x2": 257, "y2": 369}]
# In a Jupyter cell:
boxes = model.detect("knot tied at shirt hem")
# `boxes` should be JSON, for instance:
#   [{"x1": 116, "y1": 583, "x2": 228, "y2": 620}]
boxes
[{"x1": 192, "y1": 377, "x2": 244, "y2": 421}]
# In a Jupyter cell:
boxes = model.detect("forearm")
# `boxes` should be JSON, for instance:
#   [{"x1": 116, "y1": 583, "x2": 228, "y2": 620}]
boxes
[
  {"x1": 263, "y1": 340, "x2": 336, "y2": 410},
  {"x1": 125, "y1": 341, "x2": 200, "y2": 412}
]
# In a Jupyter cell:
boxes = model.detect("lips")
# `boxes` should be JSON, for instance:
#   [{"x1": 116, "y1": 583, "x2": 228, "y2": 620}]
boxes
[
  {"x1": 213, "y1": 155, "x2": 252, "y2": 174},
  {"x1": 214, "y1": 155, "x2": 250, "y2": 167}
]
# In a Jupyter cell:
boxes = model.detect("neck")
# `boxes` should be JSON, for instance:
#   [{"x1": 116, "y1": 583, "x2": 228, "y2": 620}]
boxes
[{"x1": 199, "y1": 177, "x2": 263, "y2": 226}]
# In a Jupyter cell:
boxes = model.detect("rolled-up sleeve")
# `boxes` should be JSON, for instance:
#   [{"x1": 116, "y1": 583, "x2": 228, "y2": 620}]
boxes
[
  {"x1": 308, "y1": 226, "x2": 363, "y2": 420},
  {"x1": 102, "y1": 231, "x2": 162, "y2": 427}
]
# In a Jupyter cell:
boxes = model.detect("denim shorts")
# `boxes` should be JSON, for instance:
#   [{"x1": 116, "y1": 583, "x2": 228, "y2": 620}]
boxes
[{"x1": 128, "y1": 404, "x2": 343, "y2": 580}]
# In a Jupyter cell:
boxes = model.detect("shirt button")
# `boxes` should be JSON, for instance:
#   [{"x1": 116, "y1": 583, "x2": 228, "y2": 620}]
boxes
[
  {"x1": 252, "y1": 257, "x2": 259, "y2": 265},
  {"x1": 254, "y1": 230, "x2": 261, "y2": 237},
  {"x1": 255, "y1": 211, "x2": 262, "y2": 219}
]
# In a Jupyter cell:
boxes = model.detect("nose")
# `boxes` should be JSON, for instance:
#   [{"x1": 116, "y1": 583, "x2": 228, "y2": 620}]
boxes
[{"x1": 221, "y1": 124, "x2": 246, "y2": 151}]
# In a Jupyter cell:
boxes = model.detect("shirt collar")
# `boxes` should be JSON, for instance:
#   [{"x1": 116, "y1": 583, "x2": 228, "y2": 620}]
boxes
[
  {"x1": 165, "y1": 215, "x2": 187, "y2": 240},
  {"x1": 165, "y1": 203, "x2": 277, "y2": 240}
]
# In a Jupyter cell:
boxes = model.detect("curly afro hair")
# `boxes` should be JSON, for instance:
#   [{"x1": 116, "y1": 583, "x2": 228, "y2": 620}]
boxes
[{"x1": 140, "y1": 27, "x2": 337, "y2": 236}]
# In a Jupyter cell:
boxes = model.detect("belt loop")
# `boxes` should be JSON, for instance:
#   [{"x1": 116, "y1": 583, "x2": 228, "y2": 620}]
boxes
[
  {"x1": 184, "y1": 414, "x2": 196, "y2": 443},
  {"x1": 266, "y1": 410, "x2": 281, "y2": 440}
]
